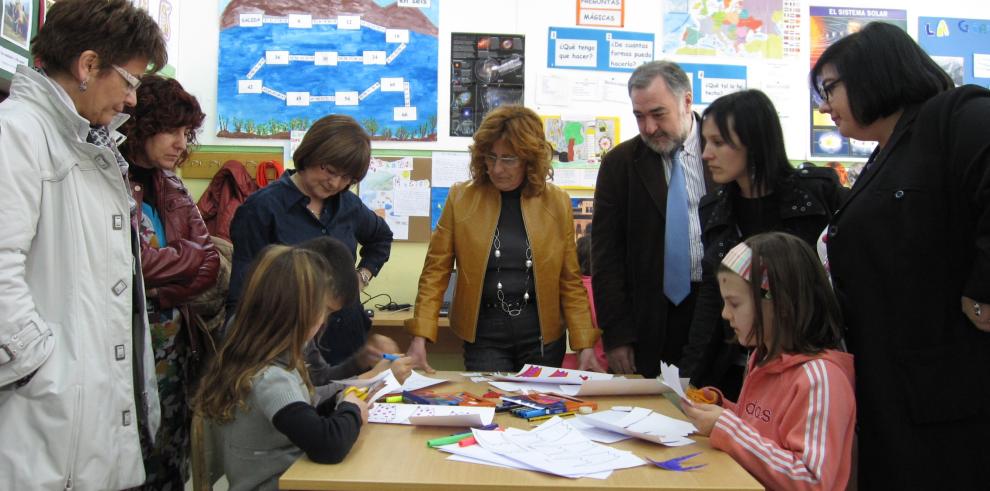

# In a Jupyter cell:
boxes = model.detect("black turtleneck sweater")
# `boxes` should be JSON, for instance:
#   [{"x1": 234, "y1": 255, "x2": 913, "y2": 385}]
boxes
[{"x1": 481, "y1": 187, "x2": 534, "y2": 304}]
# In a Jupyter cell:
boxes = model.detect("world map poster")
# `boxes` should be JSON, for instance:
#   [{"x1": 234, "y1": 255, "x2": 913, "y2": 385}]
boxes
[{"x1": 663, "y1": 0, "x2": 800, "y2": 59}]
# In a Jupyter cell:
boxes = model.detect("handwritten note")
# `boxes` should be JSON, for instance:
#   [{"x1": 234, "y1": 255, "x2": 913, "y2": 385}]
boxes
[
  {"x1": 431, "y1": 152, "x2": 471, "y2": 187},
  {"x1": 393, "y1": 179, "x2": 431, "y2": 216}
]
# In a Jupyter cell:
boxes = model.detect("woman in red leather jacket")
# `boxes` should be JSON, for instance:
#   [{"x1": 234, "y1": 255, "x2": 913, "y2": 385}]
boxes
[{"x1": 120, "y1": 74, "x2": 219, "y2": 490}]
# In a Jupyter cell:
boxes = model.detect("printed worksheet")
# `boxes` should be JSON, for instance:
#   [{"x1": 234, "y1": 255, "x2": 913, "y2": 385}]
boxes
[
  {"x1": 471, "y1": 417, "x2": 644, "y2": 477},
  {"x1": 576, "y1": 407, "x2": 697, "y2": 446},
  {"x1": 368, "y1": 403, "x2": 494, "y2": 426}
]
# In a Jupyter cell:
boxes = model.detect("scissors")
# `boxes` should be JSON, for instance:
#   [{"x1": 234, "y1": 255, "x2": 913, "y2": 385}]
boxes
[
  {"x1": 343, "y1": 386, "x2": 370, "y2": 400},
  {"x1": 647, "y1": 452, "x2": 707, "y2": 471},
  {"x1": 343, "y1": 379, "x2": 389, "y2": 402},
  {"x1": 685, "y1": 387, "x2": 718, "y2": 405}
]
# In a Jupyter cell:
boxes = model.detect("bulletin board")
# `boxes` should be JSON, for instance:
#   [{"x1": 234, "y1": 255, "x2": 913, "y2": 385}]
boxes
[{"x1": 358, "y1": 155, "x2": 434, "y2": 243}]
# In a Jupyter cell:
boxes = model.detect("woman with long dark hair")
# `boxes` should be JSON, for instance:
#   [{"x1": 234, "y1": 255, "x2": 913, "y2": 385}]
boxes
[{"x1": 680, "y1": 89, "x2": 845, "y2": 401}]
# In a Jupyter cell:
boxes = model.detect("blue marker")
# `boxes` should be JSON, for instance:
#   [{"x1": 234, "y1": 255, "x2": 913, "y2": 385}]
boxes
[{"x1": 382, "y1": 353, "x2": 401, "y2": 361}]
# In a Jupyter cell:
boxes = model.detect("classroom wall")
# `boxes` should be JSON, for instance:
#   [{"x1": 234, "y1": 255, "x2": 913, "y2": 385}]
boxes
[{"x1": 174, "y1": 0, "x2": 989, "y2": 305}]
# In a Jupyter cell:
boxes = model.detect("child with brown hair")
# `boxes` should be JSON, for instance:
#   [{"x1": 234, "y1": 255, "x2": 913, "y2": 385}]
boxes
[
  {"x1": 684, "y1": 232, "x2": 855, "y2": 491},
  {"x1": 196, "y1": 245, "x2": 368, "y2": 490}
]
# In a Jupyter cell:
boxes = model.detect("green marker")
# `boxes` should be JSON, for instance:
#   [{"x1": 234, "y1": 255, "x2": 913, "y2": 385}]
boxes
[{"x1": 426, "y1": 431, "x2": 473, "y2": 448}]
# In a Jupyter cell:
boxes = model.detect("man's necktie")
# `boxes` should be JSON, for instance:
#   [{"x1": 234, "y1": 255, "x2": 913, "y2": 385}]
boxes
[{"x1": 664, "y1": 149, "x2": 691, "y2": 305}]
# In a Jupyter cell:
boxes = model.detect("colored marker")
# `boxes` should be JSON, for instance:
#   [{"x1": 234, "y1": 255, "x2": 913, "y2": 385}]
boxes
[
  {"x1": 426, "y1": 431, "x2": 473, "y2": 448},
  {"x1": 528, "y1": 411, "x2": 575, "y2": 422},
  {"x1": 382, "y1": 353, "x2": 402, "y2": 361}
]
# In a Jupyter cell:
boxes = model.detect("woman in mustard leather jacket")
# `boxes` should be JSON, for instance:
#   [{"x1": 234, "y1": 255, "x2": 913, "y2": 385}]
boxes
[
  {"x1": 405, "y1": 106, "x2": 603, "y2": 372},
  {"x1": 120, "y1": 74, "x2": 219, "y2": 489}
]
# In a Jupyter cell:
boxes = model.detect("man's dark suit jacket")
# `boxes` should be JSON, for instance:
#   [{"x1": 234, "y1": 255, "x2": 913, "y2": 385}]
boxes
[{"x1": 591, "y1": 114, "x2": 710, "y2": 376}]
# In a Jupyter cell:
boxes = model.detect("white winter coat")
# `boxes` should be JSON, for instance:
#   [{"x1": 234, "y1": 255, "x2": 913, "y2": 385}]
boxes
[{"x1": 0, "y1": 65, "x2": 159, "y2": 490}]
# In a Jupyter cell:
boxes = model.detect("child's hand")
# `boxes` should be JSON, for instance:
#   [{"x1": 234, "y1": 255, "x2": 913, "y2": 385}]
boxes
[
  {"x1": 357, "y1": 334, "x2": 401, "y2": 370},
  {"x1": 342, "y1": 392, "x2": 370, "y2": 424},
  {"x1": 682, "y1": 402, "x2": 724, "y2": 437},
  {"x1": 389, "y1": 356, "x2": 414, "y2": 384}
]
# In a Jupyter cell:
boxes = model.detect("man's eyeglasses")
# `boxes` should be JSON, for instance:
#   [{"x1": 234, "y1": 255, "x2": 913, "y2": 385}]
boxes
[
  {"x1": 815, "y1": 78, "x2": 843, "y2": 105},
  {"x1": 112, "y1": 65, "x2": 141, "y2": 94},
  {"x1": 484, "y1": 154, "x2": 521, "y2": 167}
]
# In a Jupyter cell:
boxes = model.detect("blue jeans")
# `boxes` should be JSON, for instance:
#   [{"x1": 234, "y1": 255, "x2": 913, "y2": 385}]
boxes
[{"x1": 463, "y1": 305, "x2": 565, "y2": 372}]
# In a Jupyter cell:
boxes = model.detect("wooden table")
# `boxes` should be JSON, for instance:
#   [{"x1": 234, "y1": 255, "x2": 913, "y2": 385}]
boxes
[{"x1": 279, "y1": 372, "x2": 763, "y2": 490}]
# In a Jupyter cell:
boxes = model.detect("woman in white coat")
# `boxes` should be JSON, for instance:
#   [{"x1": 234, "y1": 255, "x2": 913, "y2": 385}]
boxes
[{"x1": 0, "y1": 1, "x2": 167, "y2": 489}]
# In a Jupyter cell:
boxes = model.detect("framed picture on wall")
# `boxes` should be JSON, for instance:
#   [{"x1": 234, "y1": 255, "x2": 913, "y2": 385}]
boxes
[{"x1": 1, "y1": 0, "x2": 33, "y2": 50}]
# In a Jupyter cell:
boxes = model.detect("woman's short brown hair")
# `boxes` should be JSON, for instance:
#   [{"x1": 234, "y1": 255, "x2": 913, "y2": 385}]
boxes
[
  {"x1": 31, "y1": 0, "x2": 167, "y2": 76},
  {"x1": 293, "y1": 114, "x2": 371, "y2": 183},
  {"x1": 469, "y1": 105, "x2": 553, "y2": 197}
]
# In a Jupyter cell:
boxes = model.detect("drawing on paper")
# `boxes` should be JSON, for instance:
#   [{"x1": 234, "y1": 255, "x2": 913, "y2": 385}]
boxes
[{"x1": 216, "y1": 0, "x2": 439, "y2": 141}]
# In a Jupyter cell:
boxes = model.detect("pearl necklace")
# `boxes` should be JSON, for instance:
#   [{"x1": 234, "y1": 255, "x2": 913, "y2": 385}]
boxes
[{"x1": 493, "y1": 226, "x2": 533, "y2": 317}]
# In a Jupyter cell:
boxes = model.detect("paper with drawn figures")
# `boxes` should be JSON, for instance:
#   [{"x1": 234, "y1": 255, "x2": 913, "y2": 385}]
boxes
[
  {"x1": 577, "y1": 407, "x2": 698, "y2": 446},
  {"x1": 368, "y1": 403, "x2": 494, "y2": 426},
  {"x1": 469, "y1": 416, "x2": 644, "y2": 477},
  {"x1": 333, "y1": 369, "x2": 448, "y2": 402},
  {"x1": 491, "y1": 364, "x2": 613, "y2": 384},
  {"x1": 558, "y1": 377, "x2": 670, "y2": 396}
]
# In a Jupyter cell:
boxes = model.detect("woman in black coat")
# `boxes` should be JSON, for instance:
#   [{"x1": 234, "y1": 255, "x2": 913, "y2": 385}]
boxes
[
  {"x1": 679, "y1": 89, "x2": 846, "y2": 400},
  {"x1": 811, "y1": 22, "x2": 990, "y2": 489}
]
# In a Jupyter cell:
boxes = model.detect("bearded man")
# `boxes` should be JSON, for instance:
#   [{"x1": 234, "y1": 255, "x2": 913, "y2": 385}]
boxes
[{"x1": 591, "y1": 60, "x2": 713, "y2": 378}]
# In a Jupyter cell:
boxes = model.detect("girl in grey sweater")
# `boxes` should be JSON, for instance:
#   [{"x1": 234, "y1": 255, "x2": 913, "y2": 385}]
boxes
[{"x1": 195, "y1": 242, "x2": 370, "y2": 490}]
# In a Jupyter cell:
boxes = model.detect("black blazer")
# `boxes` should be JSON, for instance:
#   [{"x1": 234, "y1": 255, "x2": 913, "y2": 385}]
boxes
[
  {"x1": 826, "y1": 85, "x2": 990, "y2": 489},
  {"x1": 591, "y1": 114, "x2": 710, "y2": 374},
  {"x1": 681, "y1": 167, "x2": 847, "y2": 388}
]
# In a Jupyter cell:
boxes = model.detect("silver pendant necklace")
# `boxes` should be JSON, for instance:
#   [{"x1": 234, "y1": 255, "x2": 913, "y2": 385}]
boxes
[{"x1": 493, "y1": 226, "x2": 532, "y2": 316}]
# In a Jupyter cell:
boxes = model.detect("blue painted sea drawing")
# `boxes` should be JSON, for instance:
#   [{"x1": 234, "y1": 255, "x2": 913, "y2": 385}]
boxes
[{"x1": 217, "y1": 0, "x2": 439, "y2": 141}]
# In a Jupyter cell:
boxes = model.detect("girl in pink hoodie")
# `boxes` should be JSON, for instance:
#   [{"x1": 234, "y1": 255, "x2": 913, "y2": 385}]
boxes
[{"x1": 684, "y1": 232, "x2": 855, "y2": 491}]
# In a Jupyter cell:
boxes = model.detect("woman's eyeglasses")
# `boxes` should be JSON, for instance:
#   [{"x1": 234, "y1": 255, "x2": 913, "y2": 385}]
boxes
[
  {"x1": 814, "y1": 78, "x2": 843, "y2": 105},
  {"x1": 484, "y1": 154, "x2": 521, "y2": 167},
  {"x1": 111, "y1": 65, "x2": 141, "y2": 94}
]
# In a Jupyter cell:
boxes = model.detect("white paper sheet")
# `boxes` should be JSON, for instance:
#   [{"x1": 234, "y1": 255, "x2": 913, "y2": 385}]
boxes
[
  {"x1": 660, "y1": 362, "x2": 689, "y2": 402},
  {"x1": 431, "y1": 152, "x2": 472, "y2": 187},
  {"x1": 487, "y1": 381, "x2": 562, "y2": 393},
  {"x1": 974, "y1": 53, "x2": 990, "y2": 79},
  {"x1": 392, "y1": 179, "x2": 431, "y2": 216},
  {"x1": 567, "y1": 417, "x2": 633, "y2": 444},
  {"x1": 470, "y1": 418, "x2": 644, "y2": 477},
  {"x1": 576, "y1": 408, "x2": 698, "y2": 446},
  {"x1": 491, "y1": 364, "x2": 612, "y2": 384},
  {"x1": 369, "y1": 403, "x2": 494, "y2": 426},
  {"x1": 558, "y1": 378, "x2": 669, "y2": 396},
  {"x1": 332, "y1": 369, "x2": 448, "y2": 402},
  {"x1": 442, "y1": 445, "x2": 612, "y2": 479}
]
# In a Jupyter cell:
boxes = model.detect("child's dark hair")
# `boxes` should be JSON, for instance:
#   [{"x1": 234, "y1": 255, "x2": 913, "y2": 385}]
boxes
[
  {"x1": 297, "y1": 236, "x2": 360, "y2": 307},
  {"x1": 718, "y1": 232, "x2": 844, "y2": 363}
]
